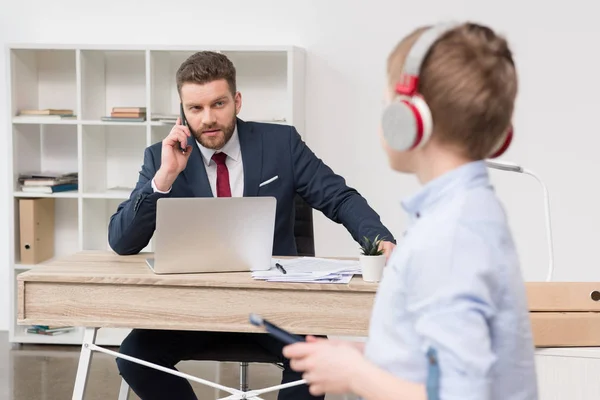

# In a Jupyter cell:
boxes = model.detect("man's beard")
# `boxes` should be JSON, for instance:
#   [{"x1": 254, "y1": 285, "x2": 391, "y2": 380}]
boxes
[{"x1": 192, "y1": 114, "x2": 236, "y2": 150}]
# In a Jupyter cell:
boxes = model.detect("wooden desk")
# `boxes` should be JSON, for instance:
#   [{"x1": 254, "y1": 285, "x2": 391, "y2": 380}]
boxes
[
  {"x1": 17, "y1": 251, "x2": 377, "y2": 337},
  {"x1": 15, "y1": 251, "x2": 600, "y2": 399}
]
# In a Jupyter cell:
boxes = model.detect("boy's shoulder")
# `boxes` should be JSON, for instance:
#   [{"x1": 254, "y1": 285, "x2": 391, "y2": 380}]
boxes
[
  {"x1": 401, "y1": 185, "x2": 514, "y2": 283},
  {"x1": 411, "y1": 184, "x2": 507, "y2": 240}
]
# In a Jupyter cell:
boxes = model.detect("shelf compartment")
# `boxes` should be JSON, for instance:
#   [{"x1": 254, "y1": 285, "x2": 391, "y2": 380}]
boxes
[
  {"x1": 12, "y1": 124, "x2": 78, "y2": 194},
  {"x1": 81, "y1": 125, "x2": 146, "y2": 195},
  {"x1": 13, "y1": 197, "x2": 79, "y2": 266},
  {"x1": 82, "y1": 198, "x2": 123, "y2": 251},
  {"x1": 9, "y1": 49, "x2": 77, "y2": 120},
  {"x1": 80, "y1": 50, "x2": 147, "y2": 121}
]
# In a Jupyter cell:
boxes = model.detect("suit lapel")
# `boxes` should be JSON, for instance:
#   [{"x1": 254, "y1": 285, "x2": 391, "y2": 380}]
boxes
[
  {"x1": 181, "y1": 135, "x2": 214, "y2": 197},
  {"x1": 238, "y1": 119, "x2": 262, "y2": 197}
]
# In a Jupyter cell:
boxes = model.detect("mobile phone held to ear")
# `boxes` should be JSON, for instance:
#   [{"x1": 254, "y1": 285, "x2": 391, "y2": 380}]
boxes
[
  {"x1": 178, "y1": 103, "x2": 188, "y2": 152},
  {"x1": 249, "y1": 313, "x2": 305, "y2": 345},
  {"x1": 179, "y1": 103, "x2": 187, "y2": 127}
]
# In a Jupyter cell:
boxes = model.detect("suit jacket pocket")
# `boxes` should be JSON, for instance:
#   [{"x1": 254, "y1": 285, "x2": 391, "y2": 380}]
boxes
[{"x1": 258, "y1": 175, "x2": 282, "y2": 194}]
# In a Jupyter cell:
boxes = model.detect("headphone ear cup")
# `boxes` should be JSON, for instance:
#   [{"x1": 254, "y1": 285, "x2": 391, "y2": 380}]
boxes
[
  {"x1": 409, "y1": 95, "x2": 433, "y2": 149},
  {"x1": 381, "y1": 99, "x2": 424, "y2": 151},
  {"x1": 488, "y1": 126, "x2": 513, "y2": 158}
]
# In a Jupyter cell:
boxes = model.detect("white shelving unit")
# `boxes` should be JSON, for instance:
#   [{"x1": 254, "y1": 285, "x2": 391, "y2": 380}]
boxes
[{"x1": 5, "y1": 44, "x2": 306, "y2": 346}]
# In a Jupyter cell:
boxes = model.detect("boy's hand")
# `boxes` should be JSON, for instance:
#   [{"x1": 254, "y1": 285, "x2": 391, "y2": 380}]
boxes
[
  {"x1": 304, "y1": 335, "x2": 366, "y2": 353},
  {"x1": 283, "y1": 336, "x2": 367, "y2": 396},
  {"x1": 379, "y1": 241, "x2": 396, "y2": 262}
]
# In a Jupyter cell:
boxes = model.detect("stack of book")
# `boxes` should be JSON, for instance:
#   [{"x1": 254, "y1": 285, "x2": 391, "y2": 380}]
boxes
[
  {"x1": 14, "y1": 109, "x2": 76, "y2": 121},
  {"x1": 26, "y1": 325, "x2": 74, "y2": 336},
  {"x1": 102, "y1": 106, "x2": 146, "y2": 122},
  {"x1": 18, "y1": 172, "x2": 78, "y2": 194}
]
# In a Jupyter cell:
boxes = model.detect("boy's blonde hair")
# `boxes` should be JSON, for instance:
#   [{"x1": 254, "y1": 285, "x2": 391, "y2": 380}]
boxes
[{"x1": 387, "y1": 23, "x2": 517, "y2": 160}]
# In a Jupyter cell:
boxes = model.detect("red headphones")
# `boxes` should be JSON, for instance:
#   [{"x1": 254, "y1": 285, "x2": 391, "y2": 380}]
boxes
[{"x1": 381, "y1": 22, "x2": 513, "y2": 158}]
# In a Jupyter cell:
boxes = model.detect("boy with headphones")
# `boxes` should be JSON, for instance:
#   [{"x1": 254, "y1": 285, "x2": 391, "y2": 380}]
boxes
[{"x1": 283, "y1": 21, "x2": 538, "y2": 400}]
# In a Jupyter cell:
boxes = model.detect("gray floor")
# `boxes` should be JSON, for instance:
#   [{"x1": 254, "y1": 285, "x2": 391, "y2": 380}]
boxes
[{"x1": 0, "y1": 332, "x2": 354, "y2": 400}]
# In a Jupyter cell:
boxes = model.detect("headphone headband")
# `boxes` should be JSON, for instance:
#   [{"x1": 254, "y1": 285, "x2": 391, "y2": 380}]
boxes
[{"x1": 397, "y1": 21, "x2": 462, "y2": 96}]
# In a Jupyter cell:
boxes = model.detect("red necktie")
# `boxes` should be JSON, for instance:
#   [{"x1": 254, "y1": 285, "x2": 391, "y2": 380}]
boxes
[{"x1": 211, "y1": 152, "x2": 231, "y2": 197}]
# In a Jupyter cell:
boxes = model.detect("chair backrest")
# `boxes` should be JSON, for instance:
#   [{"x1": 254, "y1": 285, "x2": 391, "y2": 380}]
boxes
[{"x1": 293, "y1": 194, "x2": 315, "y2": 257}]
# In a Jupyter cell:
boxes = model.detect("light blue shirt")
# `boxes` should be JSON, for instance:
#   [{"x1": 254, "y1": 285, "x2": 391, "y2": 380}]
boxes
[{"x1": 364, "y1": 161, "x2": 538, "y2": 400}]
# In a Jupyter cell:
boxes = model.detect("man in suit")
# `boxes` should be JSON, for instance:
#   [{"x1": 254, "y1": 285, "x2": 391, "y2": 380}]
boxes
[{"x1": 108, "y1": 51, "x2": 396, "y2": 400}]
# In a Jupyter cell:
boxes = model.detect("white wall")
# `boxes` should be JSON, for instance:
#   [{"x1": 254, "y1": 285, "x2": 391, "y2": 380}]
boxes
[{"x1": 1, "y1": 0, "x2": 599, "y2": 330}]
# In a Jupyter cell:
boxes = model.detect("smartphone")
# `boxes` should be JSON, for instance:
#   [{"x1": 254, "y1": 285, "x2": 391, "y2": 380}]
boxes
[
  {"x1": 249, "y1": 313, "x2": 305, "y2": 345},
  {"x1": 178, "y1": 103, "x2": 188, "y2": 152},
  {"x1": 179, "y1": 102, "x2": 188, "y2": 127}
]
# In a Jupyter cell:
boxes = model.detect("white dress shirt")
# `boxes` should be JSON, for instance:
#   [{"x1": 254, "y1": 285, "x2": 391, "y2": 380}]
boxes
[{"x1": 151, "y1": 125, "x2": 244, "y2": 197}]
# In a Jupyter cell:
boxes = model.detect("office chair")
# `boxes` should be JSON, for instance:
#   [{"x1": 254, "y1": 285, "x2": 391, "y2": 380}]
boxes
[
  {"x1": 292, "y1": 193, "x2": 316, "y2": 257},
  {"x1": 117, "y1": 194, "x2": 315, "y2": 399}
]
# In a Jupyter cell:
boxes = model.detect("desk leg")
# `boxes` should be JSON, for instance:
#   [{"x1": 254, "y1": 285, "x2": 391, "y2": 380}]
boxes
[
  {"x1": 118, "y1": 378, "x2": 130, "y2": 400},
  {"x1": 72, "y1": 327, "x2": 98, "y2": 400}
]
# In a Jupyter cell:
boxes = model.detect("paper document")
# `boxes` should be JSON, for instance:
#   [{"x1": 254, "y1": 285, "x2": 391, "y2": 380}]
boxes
[{"x1": 252, "y1": 257, "x2": 361, "y2": 284}]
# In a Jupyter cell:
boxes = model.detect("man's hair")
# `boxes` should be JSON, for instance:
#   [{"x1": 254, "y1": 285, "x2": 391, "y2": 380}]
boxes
[
  {"x1": 176, "y1": 51, "x2": 237, "y2": 96},
  {"x1": 387, "y1": 23, "x2": 517, "y2": 159}
]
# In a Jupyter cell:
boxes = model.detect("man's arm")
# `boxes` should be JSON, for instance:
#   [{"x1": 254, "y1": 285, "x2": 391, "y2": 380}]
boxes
[
  {"x1": 289, "y1": 127, "x2": 395, "y2": 244},
  {"x1": 108, "y1": 147, "x2": 170, "y2": 255}
]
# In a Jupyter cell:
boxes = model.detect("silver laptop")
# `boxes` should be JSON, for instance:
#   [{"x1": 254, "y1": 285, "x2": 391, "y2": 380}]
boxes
[{"x1": 146, "y1": 197, "x2": 276, "y2": 274}]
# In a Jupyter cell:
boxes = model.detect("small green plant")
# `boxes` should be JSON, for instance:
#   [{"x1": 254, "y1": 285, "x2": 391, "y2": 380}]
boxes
[{"x1": 360, "y1": 234, "x2": 385, "y2": 256}]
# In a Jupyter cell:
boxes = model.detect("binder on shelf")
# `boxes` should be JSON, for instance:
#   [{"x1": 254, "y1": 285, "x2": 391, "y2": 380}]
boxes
[{"x1": 19, "y1": 198, "x2": 55, "y2": 265}]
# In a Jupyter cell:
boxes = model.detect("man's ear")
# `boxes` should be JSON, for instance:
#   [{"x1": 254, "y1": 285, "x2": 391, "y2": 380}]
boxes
[{"x1": 234, "y1": 91, "x2": 242, "y2": 115}]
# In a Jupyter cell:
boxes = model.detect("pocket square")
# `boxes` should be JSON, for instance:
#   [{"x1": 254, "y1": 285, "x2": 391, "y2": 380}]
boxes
[{"x1": 259, "y1": 176, "x2": 279, "y2": 187}]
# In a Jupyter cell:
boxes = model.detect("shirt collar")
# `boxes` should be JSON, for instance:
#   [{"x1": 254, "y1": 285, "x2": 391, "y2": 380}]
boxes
[
  {"x1": 196, "y1": 123, "x2": 241, "y2": 166},
  {"x1": 401, "y1": 160, "x2": 490, "y2": 219}
]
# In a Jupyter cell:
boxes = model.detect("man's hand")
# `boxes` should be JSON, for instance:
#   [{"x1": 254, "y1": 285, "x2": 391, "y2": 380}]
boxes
[
  {"x1": 154, "y1": 117, "x2": 193, "y2": 191},
  {"x1": 379, "y1": 241, "x2": 396, "y2": 263},
  {"x1": 283, "y1": 336, "x2": 367, "y2": 396}
]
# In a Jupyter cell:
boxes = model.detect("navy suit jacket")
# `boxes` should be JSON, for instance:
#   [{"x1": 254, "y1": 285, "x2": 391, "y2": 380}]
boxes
[{"x1": 108, "y1": 118, "x2": 395, "y2": 256}]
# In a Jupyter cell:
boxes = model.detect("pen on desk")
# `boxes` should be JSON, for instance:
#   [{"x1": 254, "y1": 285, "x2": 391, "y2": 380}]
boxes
[{"x1": 275, "y1": 263, "x2": 287, "y2": 274}]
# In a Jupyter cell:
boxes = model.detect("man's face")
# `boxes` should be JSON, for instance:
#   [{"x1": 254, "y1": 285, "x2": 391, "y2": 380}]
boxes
[{"x1": 180, "y1": 79, "x2": 242, "y2": 150}]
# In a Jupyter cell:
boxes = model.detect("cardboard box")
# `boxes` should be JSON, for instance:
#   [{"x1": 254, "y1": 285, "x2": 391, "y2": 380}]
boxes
[{"x1": 527, "y1": 282, "x2": 600, "y2": 347}]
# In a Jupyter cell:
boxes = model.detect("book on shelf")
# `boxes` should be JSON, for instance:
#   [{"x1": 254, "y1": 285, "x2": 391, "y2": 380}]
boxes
[
  {"x1": 19, "y1": 172, "x2": 78, "y2": 186},
  {"x1": 21, "y1": 183, "x2": 78, "y2": 194},
  {"x1": 18, "y1": 109, "x2": 74, "y2": 116},
  {"x1": 18, "y1": 172, "x2": 78, "y2": 193},
  {"x1": 101, "y1": 116, "x2": 145, "y2": 122},
  {"x1": 112, "y1": 107, "x2": 146, "y2": 113},
  {"x1": 14, "y1": 108, "x2": 76, "y2": 120},
  {"x1": 26, "y1": 325, "x2": 74, "y2": 336},
  {"x1": 103, "y1": 106, "x2": 146, "y2": 122}
]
